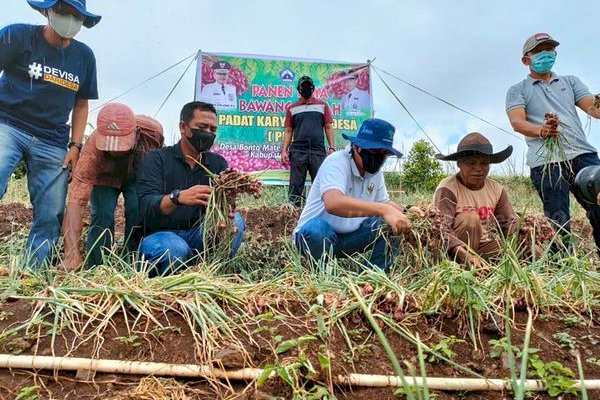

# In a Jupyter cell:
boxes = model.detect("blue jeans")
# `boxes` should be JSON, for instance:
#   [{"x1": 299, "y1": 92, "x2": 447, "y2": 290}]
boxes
[
  {"x1": 0, "y1": 123, "x2": 68, "y2": 266},
  {"x1": 294, "y1": 216, "x2": 398, "y2": 271},
  {"x1": 138, "y1": 213, "x2": 246, "y2": 277},
  {"x1": 86, "y1": 183, "x2": 141, "y2": 268},
  {"x1": 530, "y1": 152, "x2": 600, "y2": 251}
]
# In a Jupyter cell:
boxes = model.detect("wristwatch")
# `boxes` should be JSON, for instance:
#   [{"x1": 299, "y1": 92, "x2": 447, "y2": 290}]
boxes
[
  {"x1": 169, "y1": 189, "x2": 181, "y2": 206},
  {"x1": 68, "y1": 141, "x2": 83, "y2": 151},
  {"x1": 328, "y1": 146, "x2": 336, "y2": 151}
]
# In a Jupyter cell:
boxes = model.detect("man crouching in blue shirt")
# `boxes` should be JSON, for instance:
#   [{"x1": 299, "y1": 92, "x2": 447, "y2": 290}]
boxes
[
  {"x1": 137, "y1": 101, "x2": 245, "y2": 277},
  {"x1": 0, "y1": 0, "x2": 101, "y2": 266},
  {"x1": 293, "y1": 118, "x2": 412, "y2": 272}
]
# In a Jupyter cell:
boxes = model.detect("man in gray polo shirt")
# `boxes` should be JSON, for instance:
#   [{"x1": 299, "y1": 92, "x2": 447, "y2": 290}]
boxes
[
  {"x1": 506, "y1": 33, "x2": 600, "y2": 251},
  {"x1": 293, "y1": 118, "x2": 411, "y2": 271}
]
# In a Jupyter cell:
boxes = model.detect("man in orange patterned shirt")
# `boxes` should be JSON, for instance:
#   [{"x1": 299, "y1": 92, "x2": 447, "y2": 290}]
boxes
[{"x1": 62, "y1": 103, "x2": 163, "y2": 271}]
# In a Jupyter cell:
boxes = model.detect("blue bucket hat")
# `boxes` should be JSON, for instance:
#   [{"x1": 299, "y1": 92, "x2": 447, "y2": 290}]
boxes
[
  {"x1": 27, "y1": 0, "x2": 102, "y2": 28},
  {"x1": 342, "y1": 118, "x2": 402, "y2": 158}
]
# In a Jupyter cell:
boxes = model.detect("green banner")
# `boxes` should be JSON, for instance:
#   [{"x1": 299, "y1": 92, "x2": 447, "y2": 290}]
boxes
[{"x1": 195, "y1": 52, "x2": 373, "y2": 184}]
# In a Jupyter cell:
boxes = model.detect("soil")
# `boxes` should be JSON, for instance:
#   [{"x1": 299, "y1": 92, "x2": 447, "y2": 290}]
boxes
[
  {"x1": 0, "y1": 203, "x2": 294, "y2": 243},
  {"x1": 0, "y1": 201, "x2": 594, "y2": 248},
  {"x1": 0, "y1": 296, "x2": 598, "y2": 399},
  {"x1": 0, "y1": 203, "x2": 32, "y2": 240},
  {"x1": 238, "y1": 205, "x2": 300, "y2": 241},
  {"x1": 0, "y1": 202, "x2": 126, "y2": 243},
  {"x1": 0, "y1": 203, "x2": 599, "y2": 399}
]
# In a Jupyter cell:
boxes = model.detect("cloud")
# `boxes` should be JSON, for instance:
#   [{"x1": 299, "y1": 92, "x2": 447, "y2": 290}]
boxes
[{"x1": 2, "y1": 0, "x2": 599, "y2": 176}]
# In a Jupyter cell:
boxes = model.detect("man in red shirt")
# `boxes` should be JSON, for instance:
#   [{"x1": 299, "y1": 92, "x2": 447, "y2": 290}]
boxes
[{"x1": 281, "y1": 76, "x2": 335, "y2": 207}]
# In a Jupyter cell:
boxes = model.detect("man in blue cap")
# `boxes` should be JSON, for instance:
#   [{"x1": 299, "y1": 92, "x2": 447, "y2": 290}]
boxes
[
  {"x1": 293, "y1": 118, "x2": 412, "y2": 271},
  {"x1": 0, "y1": 0, "x2": 100, "y2": 266}
]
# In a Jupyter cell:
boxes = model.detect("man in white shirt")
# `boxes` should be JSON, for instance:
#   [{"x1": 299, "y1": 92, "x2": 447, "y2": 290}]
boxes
[
  {"x1": 293, "y1": 118, "x2": 411, "y2": 271},
  {"x1": 200, "y1": 60, "x2": 237, "y2": 111},
  {"x1": 341, "y1": 69, "x2": 370, "y2": 116}
]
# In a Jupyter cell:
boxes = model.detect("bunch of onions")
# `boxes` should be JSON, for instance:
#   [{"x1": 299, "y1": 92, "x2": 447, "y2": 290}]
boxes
[{"x1": 203, "y1": 168, "x2": 263, "y2": 258}]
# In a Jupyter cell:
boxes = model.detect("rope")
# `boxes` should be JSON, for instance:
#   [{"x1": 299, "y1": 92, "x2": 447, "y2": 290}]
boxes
[
  {"x1": 372, "y1": 66, "x2": 442, "y2": 152},
  {"x1": 89, "y1": 52, "x2": 197, "y2": 115},
  {"x1": 87, "y1": 54, "x2": 521, "y2": 147},
  {"x1": 154, "y1": 54, "x2": 198, "y2": 118},
  {"x1": 372, "y1": 65, "x2": 521, "y2": 139}
]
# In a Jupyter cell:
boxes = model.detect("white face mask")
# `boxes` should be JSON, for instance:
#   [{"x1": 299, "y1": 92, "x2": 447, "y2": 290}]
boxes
[{"x1": 47, "y1": 9, "x2": 83, "y2": 39}]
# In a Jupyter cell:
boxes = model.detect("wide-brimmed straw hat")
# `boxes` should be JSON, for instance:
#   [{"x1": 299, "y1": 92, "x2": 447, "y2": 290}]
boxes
[
  {"x1": 27, "y1": 0, "x2": 101, "y2": 28},
  {"x1": 435, "y1": 132, "x2": 512, "y2": 164}
]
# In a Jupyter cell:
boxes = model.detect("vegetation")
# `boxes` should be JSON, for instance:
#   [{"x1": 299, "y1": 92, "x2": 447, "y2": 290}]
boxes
[
  {"x1": 0, "y1": 176, "x2": 597, "y2": 399},
  {"x1": 399, "y1": 140, "x2": 446, "y2": 192},
  {"x1": 12, "y1": 160, "x2": 26, "y2": 180}
]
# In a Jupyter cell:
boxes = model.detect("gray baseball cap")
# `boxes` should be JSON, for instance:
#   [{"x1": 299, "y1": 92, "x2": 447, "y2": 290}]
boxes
[{"x1": 522, "y1": 33, "x2": 560, "y2": 55}]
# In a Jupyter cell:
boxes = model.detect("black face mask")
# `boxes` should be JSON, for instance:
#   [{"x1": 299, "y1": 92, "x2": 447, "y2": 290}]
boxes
[
  {"x1": 299, "y1": 86, "x2": 314, "y2": 99},
  {"x1": 188, "y1": 128, "x2": 216, "y2": 153},
  {"x1": 360, "y1": 150, "x2": 387, "y2": 174}
]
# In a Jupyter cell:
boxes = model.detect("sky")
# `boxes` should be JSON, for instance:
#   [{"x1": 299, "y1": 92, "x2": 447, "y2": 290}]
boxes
[{"x1": 3, "y1": 0, "x2": 600, "y2": 175}]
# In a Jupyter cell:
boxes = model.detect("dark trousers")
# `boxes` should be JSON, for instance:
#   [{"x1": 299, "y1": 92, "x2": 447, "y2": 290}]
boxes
[
  {"x1": 288, "y1": 150, "x2": 325, "y2": 207},
  {"x1": 530, "y1": 152, "x2": 600, "y2": 251},
  {"x1": 86, "y1": 183, "x2": 141, "y2": 268}
]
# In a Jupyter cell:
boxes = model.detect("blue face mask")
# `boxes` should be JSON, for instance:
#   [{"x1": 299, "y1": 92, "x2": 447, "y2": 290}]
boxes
[{"x1": 529, "y1": 50, "x2": 556, "y2": 74}]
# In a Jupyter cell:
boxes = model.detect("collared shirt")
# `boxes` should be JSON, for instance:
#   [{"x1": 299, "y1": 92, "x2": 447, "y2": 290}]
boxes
[
  {"x1": 434, "y1": 175, "x2": 518, "y2": 250},
  {"x1": 200, "y1": 82, "x2": 237, "y2": 111},
  {"x1": 294, "y1": 148, "x2": 389, "y2": 235},
  {"x1": 0, "y1": 24, "x2": 98, "y2": 149},
  {"x1": 342, "y1": 87, "x2": 370, "y2": 116},
  {"x1": 285, "y1": 97, "x2": 333, "y2": 155},
  {"x1": 137, "y1": 142, "x2": 228, "y2": 234},
  {"x1": 506, "y1": 73, "x2": 596, "y2": 167}
]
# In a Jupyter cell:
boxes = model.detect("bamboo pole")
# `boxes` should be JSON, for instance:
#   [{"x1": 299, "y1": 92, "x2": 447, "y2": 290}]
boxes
[
  {"x1": 1, "y1": 354, "x2": 600, "y2": 392},
  {"x1": 339, "y1": 374, "x2": 590, "y2": 391},
  {"x1": 0, "y1": 354, "x2": 265, "y2": 380}
]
